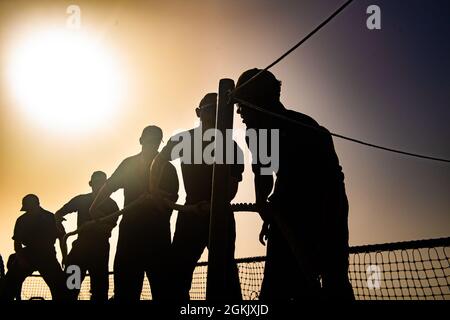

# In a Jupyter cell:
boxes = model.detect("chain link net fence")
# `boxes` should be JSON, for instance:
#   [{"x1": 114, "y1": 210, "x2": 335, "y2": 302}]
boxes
[{"x1": 18, "y1": 237, "x2": 450, "y2": 300}]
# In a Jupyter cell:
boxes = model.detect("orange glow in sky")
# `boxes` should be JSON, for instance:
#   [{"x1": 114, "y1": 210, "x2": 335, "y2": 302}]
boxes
[{"x1": 1, "y1": 0, "x2": 449, "y2": 270}]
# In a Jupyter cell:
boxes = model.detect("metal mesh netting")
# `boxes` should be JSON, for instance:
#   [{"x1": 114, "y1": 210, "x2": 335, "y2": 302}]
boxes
[
  {"x1": 348, "y1": 238, "x2": 450, "y2": 300},
  {"x1": 19, "y1": 237, "x2": 450, "y2": 300}
]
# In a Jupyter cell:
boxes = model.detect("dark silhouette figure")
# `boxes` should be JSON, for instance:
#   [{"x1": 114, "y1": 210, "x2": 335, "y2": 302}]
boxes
[
  {"x1": 90, "y1": 126, "x2": 179, "y2": 301},
  {"x1": 235, "y1": 69, "x2": 354, "y2": 301},
  {"x1": 55, "y1": 171, "x2": 119, "y2": 301},
  {"x1": 150, "y1": 93, "x2": 244, "y2": 301},
  {"x1": 0, "y1": 254, "x2": 19, "y2": 300},
  {"x1": 0, "y1": 254, "x2": 4, "y2": 280},
  {"x1": 4, "y1": 254, "x2": 22, "y2": 300},
  {"x1": 0, "y1": 194, "x2": 68, "y2": 301},
  {"x1": 0, "y1": 254, "x2": 4, "y2": 296}
]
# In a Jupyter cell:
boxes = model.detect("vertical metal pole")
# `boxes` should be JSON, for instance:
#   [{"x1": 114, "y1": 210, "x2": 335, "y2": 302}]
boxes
[{"x1": 206, "y1": 78, "x2": 235, "y2": 300}]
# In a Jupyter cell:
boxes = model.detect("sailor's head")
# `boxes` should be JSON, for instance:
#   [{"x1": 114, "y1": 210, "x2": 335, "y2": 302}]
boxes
[
  {"x1": 20, "y1": 194, "x2": 40, "y2": 212},
  {"x1": 235, "y1": 68, "x2": 282, "y2": 128},
  {"x1": 89, "y1": 171, "x2": 107, "y2": 193},
  {"x1": 139, "y1": 125, "x2": 163, "y2": 150},
  {"x1": 196, "y1": 93, "x2": 217, "y2": 128}
]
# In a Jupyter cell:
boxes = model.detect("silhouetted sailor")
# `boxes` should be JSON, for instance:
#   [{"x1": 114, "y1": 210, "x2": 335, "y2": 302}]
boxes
[
  {"x1": 55, "y1": 171, "x2": 119, "y2": 301},
  {"x1": 0, "y1": 254, "x2": 4, "y2": 295},
  {"x1": 0, "y1": 254, "x2": 4, "y2": 280},
  {"x1": 150, "y1": 93, "x2": 244, "y2": 301},
  {"x1": 0, "y1": 194, "x2": 68, "y2": 301},
  {"x1": 90, "y1": 126, "x2": 178, "y2": 301},
  {"x1": 235, "y1": 69, "x2": 354, "y2": 300},
  {"x1": 3, "y1": 254, "x2": 22, "y2": 300}
]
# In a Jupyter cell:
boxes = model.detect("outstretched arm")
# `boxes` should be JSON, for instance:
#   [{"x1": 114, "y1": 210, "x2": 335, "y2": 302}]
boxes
[
  {"x1": 51, "y1": 214, "x2": 67, "y2": 267},
  {"x1": 254, "y1": 173, "x2": 273, "y2": 207},
  {"x1": 246, "y1": 132, "x2": 274, "y2": 217},
  {"x1": 150, "y1": 133, "x2": 184, "y2": 197},
  {"x1": 59, "y1": 236, "x2": 67, "y2": 268},
  {"x1": 89, "y1": 182, "x2": 116, "y2": 219},
  {"x1": 149, "y1": 152, "x2": 171, "y2": 196},
  {"x1": 54, "y1": 197, "x2": 79, "y2": 224},
  {"x1": 254, "y1": 170, "x2": 273, "y2": 246},
  {"x1": 90, "y1": 160, "x2": 125, "y2": 218}
]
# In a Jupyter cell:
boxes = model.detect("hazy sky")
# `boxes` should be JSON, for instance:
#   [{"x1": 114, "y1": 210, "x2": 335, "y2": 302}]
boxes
[{"x1": 1, "y1": 0, "x2": 449, "y2": 268}]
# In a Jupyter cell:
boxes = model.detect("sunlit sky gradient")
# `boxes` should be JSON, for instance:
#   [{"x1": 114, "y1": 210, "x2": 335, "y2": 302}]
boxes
[{"x1": 1, "y1": 0, "x2": 449, "y2": 268}]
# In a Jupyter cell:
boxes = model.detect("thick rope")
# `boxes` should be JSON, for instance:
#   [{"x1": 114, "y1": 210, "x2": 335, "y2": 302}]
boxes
[{"x1": 62, "y1": 199, "x2": 258, "y2": 244}]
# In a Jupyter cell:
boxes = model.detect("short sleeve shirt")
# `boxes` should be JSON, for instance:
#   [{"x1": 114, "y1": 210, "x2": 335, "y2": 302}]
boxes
[
  {"x1": 108, "y1": 152, "x2": 179, "y2": 227},
  {"x1": 160, "y1": 127, "x2": 244, "y2": 205},
  {"x1": 13, "y1": 208, "x2": 61, "y2": 252},
  {"x1": 59, "y1": 193, "x2": 119, "y2": 240}
]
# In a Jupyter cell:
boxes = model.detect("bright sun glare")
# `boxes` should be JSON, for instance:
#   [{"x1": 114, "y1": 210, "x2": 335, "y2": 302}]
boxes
[{"x1": 7, "y1": 28, "x2": 124, "y2": 133}]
